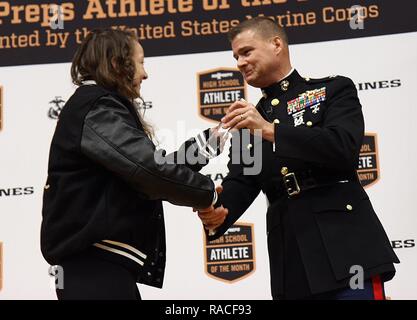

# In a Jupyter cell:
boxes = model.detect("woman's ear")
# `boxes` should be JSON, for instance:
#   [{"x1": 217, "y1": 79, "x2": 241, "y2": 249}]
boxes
[{"x1": 111, "y1": 57, "x2": 118, "y2": 72}]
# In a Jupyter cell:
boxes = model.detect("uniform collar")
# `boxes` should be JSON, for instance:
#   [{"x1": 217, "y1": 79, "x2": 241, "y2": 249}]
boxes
[
  {"x1": 261, "y1": 69, "x2": 304, "y2": 98},
  {"x1": 279, "y1": 67, "x2": 295, "y2": 82}
]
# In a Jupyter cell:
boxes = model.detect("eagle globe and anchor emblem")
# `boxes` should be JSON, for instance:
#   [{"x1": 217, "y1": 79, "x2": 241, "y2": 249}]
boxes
[{"x1": 47, "y1": 96, "x2": 65, "y2": 119}]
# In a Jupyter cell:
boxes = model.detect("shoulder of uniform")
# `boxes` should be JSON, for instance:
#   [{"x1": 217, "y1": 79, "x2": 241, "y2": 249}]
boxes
[{"x1": 303, "y1": 74, "x2": 347, "y2": 84}]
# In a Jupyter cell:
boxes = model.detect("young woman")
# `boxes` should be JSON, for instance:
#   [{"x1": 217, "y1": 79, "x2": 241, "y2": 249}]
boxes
[{"x1": 41, "y1": 29, "x2": 226, "y2": 300}]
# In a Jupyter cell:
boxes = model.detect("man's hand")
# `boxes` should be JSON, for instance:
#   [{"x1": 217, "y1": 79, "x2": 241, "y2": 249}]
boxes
[
  {"x1": 197, "y1": 205, "x2": 228, "y2": 231},
  {"x1": 193, "y1": 185, "x2": 228, "y2": 234},
  {"x1": 221, "y1": 99, "x2": 275, "y2": 142}
]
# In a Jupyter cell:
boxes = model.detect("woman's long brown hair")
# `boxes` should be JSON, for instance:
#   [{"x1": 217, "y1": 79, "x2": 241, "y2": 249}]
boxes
[{"x1": 71, "y1": 28, "x2": 154, "y2": 139}]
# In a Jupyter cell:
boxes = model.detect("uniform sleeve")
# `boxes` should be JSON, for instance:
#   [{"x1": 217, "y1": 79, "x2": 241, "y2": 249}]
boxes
[
  {"x1": 80, "y1": 95, "x2": 214, "y2": 209},
  {"x1": 207, "y1": 134, "x2": 261, "y2": 241},
  {"x1": 274, "y1": 77, "x2": 364, "y2": 171}
]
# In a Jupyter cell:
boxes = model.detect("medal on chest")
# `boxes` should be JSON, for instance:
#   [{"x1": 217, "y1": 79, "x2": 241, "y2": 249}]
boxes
[{"x1": 286, "y1": 87, "x2": 326, "y2": 126}]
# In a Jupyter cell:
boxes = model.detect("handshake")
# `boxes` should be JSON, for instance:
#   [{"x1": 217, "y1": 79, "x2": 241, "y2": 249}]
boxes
[{"x1": 193, "y1": 185, "x2": 228, "y2": 236}]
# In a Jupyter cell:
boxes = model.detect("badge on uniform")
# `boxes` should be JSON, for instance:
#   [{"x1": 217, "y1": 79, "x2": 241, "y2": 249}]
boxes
[{"x1": 287, "y1": 87, "x2": 326, "y2": 127}]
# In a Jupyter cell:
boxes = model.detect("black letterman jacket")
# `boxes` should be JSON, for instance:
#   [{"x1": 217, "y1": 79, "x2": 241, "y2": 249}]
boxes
[{"x1": 41, "y1": 84, "x2": 215, "y2": 288}]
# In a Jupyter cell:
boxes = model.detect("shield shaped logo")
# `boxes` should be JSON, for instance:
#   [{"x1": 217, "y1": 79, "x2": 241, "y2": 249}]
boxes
[
  {"x1": 357, "y1": 133, "x2": 380, "y2": 188},
  {"x1": 204, "y1": 222, "x2": 255, "y2": 283},
  {"x1": 0, "y1": 86, "x2": 3, "y2": 131},
  {"x1": 197, "y1": 68, "x2": 247, "y2": 123}
]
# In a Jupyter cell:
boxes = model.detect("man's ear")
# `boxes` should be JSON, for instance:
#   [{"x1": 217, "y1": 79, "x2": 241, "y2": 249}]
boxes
[{"x1": 271, "y1": 36, "x2": 283, "y2": 55}]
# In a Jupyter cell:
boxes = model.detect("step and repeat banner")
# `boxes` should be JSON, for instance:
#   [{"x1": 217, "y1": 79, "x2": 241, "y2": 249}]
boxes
[{"x1": 1, "y1": 0, "x2": 416, "y2": 299}]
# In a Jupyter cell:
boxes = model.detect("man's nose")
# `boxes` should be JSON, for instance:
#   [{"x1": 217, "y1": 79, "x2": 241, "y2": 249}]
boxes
[{"x1": 237, "y1": 56, "x2": 247, "y2": 69}]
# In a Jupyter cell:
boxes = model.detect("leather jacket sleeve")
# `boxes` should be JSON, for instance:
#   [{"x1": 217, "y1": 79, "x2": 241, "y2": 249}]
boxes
[
  {"x1": 159, "y1": 130, "x2": 210, "y2": 172},
  {"x1": 80, "y1": 95, "x2": 214, "y2": 209}
]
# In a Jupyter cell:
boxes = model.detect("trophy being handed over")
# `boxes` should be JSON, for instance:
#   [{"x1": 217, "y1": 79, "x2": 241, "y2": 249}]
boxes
[{"x1": 196, "y1": 122, "x2": 231, "y2": 160}]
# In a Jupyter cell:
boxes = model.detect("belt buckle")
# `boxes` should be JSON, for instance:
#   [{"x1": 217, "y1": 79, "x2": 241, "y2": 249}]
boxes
[{"x1": 283, "y1": 172, "x2": 301, "y2": 197}]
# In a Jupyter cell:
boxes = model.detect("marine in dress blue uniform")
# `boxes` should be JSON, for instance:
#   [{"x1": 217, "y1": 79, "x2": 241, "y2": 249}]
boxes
[{"x1": 203, "y1": 17, "x2": 399, "y2": 300}]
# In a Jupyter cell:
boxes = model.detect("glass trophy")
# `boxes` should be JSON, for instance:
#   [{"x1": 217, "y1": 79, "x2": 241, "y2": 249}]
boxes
[{"x1": 197, "y1": 122, "x2": 231, "y2": 160}]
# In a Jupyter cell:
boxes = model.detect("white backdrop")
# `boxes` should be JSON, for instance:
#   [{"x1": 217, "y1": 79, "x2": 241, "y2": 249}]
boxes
[{"x1": 0, "y1": 31, "x2": 416, "y2": 300}]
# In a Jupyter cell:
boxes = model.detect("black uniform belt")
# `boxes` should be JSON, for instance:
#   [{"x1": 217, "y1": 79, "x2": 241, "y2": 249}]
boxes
[{"x1": 281, "y1": 170, "x2": 353, "y2": 197}]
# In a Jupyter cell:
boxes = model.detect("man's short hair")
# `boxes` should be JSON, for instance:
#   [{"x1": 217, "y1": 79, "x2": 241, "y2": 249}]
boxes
[{"x1": 228, "y1": 17, "x2": 288, "y2": 44}]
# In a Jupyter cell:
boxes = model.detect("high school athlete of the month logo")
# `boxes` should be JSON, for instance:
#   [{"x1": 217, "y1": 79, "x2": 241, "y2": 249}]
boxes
[
  {"x1": 204, "y1": 222, "x2": 255, "y2": 283},
  {"x1": 0, "y1": 86, "x2": 3, "y2": 131},
  {"x1": 0, "y1": 242, "x2": 3, "y2": 291},
  {"x1": 357, "y1": 133, "x2": 380, "y2": 188},
  {"x1": 197, "y1": 68, "x2": 247, "y2": 123}
]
